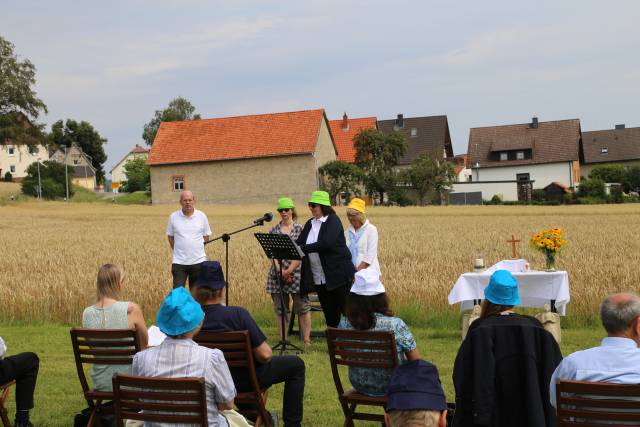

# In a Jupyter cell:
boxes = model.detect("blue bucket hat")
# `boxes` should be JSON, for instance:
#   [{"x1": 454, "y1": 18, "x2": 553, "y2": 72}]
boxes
[
  {"x1": 156, "y1": 287, "x2": 204, "y2": 336},
  {"x1": 484, "y1": 269, "x2": 520, "y2": 306},
  {"x1": 386, "y1": 360, "x2": 447, "y2": 412},
  {"x1": 195, "y1": 261, "x2": 226, "y2": 290}
]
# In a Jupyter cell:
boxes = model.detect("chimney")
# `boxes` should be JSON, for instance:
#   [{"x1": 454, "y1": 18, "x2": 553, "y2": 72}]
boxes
[
  {"x1": 530, "y1": 117, "x2": 539, "y2": 129},
  {"x1": 396, "y1": 113, "x2": 404, "y2": 128},
  {"x1": 341, "y1": 112, "x2": 349, "y2": 131},
  {"x1": 615, "y1": 124, "x2": 625, "y2": 130}
]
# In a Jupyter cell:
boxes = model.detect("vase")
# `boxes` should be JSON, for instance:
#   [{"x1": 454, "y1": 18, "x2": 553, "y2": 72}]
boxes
[{"x1": 544, "y1": 251, "x2": 556, "y2": 272}]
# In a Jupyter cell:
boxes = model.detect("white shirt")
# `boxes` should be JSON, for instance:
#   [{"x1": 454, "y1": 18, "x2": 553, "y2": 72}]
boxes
[
  {"x1": 345, "y1": 220, "x2": 380, "y2": 274},
  {"x1": 0, "y1": 337, "x2": 6, "y2": 359},
  {"x1": 166, "y1": 209, "x2": 212, "y2": 265},
  {"x1": 306, "y1": 215, "x2": 328, "y2": 285},
  {"x1": 133, "y1": 338, "x2": 236, "y2": 427},
  {"x1": 550, "y1": 337, "x2": 640, "y2": 408}
]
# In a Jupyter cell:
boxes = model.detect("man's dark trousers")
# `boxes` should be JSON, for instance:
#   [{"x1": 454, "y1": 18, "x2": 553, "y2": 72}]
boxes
[
  {"x1": 171, "y1": 262, "x2": 203, "y2": 289},
  {"x1": 0, "y1": 352, "x2": 39, "y2": 411}
]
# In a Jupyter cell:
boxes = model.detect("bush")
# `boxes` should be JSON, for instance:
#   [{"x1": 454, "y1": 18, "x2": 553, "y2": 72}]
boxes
[
  {"x1": 21, "y1": 160, "x2": 74, "y2": 199},
  {"x1": 608, "y1": 185, "x2": 624, "y2": 203},
  {"x1": 4, "y1": 172, "x2": 12, "y2": 182},
  {"x1": 490, "y1": 194, "x2": 503, "y2": 205},
  {"x1": 578, "y1": 177, "x2": 606, "y2": 199},
  {"x1": 532, "y1": 189, "x2": 545, "y2": 202},
  {"x1": 576, "y1": 196, "x2": 607, "y2": 205}
]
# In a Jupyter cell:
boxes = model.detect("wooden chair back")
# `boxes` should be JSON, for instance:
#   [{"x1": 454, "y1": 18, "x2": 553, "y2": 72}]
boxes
[
  {"x1": 325, "y1": 327, "x2": 398, "y2": 426},
  {"x1": 112, "y1": 374, "x2": 208, "y2": 426},
  {"x1": 556, "y1": 379, "x2": 640, "y2": 426},
  {"x1": 194, "y1": 330, "x2": 271, "y2": 427},
  {"x1": 0, "y1": 381, "x2": 15, "y2": 427}
]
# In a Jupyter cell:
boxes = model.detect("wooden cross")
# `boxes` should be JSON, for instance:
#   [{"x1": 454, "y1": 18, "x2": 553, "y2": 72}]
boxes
[{"x1": 507, "y1": 235, "x2": 521, "y2": 259}]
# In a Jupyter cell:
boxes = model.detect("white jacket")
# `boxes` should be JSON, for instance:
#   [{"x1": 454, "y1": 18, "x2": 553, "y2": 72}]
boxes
[{"x1": 345, "y1": 220, "x2": 380, "y2": 274}]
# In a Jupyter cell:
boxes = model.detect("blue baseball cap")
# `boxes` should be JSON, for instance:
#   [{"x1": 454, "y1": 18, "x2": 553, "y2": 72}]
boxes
[
  {"x1": 484, "y1": 269, "x2": 520, "y2": 306},
  {"x1": 195, "y1": 261, "x2": 226, "y2": 290},
  {"x1": 156, "y1": 287, "x2": 204, "y2": 336},
  {"x1": 386, "y1": 360, "x2": 447, "y2": 412}
]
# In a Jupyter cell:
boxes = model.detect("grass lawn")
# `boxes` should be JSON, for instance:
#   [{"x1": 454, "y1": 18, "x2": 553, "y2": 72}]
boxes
[{"x1": 0, "y1": 321, "x2": 603, "y2": 426}]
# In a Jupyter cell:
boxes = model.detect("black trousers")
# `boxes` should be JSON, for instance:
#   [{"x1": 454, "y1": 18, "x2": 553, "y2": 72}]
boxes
[
  {"x1": 315, "y1": 283, "x2": 350, "y2": 328},
  {"x1": 234, "y1": 355, "x2": 305, "y2": 427},
  {"x1": 171, "y1": 262, "x2": 203, "y2": 289},
  {"x1": 0, "y1": 352, "x2": 39, "y2": 411}
]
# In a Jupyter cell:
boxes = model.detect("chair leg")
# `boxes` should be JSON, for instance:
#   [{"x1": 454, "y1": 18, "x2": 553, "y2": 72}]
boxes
[{"x1": 0, "y1": 406, "x2": 11, "y2": 427}]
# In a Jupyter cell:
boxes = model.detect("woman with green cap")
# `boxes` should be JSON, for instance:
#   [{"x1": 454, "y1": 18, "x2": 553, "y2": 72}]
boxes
[
  {"x1": 266, "y1": 197, "x2": 311, "y2": 344},
  {"x1": 296, "y1": 191, "x2": 355, "y2": 328}
]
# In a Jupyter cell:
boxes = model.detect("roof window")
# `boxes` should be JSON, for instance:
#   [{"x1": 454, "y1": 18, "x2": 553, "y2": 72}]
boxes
[
  {"x1": 410, "y1": 128, "x2": 417, "y2": 137},
  {"x1": 601, "y1": 148, "x2": 608, "y2": 154},
  {"x1": 500, "y1": 152, "x2": 508, "y2": 161}
]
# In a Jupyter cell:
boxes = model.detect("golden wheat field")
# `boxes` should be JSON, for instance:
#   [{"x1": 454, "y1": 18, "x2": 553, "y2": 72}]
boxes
[{"x1": 1, "y1": 200, "x2": 639, "y2": 324}]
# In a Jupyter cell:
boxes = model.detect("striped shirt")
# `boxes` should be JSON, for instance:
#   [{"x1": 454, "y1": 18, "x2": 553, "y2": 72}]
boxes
[{"x1": 132, "y1": 338, "x2": 236, "y2": 427}]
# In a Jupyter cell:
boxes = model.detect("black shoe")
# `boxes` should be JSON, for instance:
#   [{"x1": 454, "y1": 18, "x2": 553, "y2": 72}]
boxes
[{"x1": 15, "y1": 422, "x2": 34, "y2": 427}]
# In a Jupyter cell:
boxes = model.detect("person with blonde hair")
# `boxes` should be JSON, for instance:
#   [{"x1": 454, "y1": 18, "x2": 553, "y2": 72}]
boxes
[
  {"x1": 82, "y1": 264, "x2": 148, "y2": 391},
  {"x1": 344, "y1": 198, "x2": 380, "y2": 273}
]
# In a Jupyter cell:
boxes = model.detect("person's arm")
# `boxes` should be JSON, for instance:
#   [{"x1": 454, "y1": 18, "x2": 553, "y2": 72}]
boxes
[
  {"x1": 405, "y1": 348, "x2": 421, "y2": 361},
  {"x1": 357, "y1": 226, "x2": 378, "y2": 271},
  {"x1": 210, "y1": 351, "x2": 237, "y2": 410},
  {"x1": 203, "y1": 213, "x2": 212, "y2": 243},
  {"x1": 168, "y1": 235, "x2": 174, "y2": 250},
  {"x1": 549, "y1": 358, "x2": 573, "y2": 409},
  {"x1": 301, "y1": 216, "x2": 343, "y2": 253},
  {"x1": 128, "y1": 303, "x2": 149, "y2": 349},
  {"x1": 166, "y1": 216, "x2": 174, "y2": 250},
  {"x1": 253, "y1": 341, "x2": 273, "y2": 364},
  {"x1": 283, "y1": 260, "x2": 301, "y2": 282}
]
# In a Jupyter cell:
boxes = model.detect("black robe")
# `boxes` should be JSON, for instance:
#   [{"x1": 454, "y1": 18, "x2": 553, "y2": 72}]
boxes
[{"x1": 452, "y1": 313, "x2": 563, "y2": 427}]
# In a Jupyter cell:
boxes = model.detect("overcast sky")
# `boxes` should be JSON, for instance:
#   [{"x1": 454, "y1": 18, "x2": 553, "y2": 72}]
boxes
[{"x1": 3, "y1": 1, "x2": 640, "y2": 173}]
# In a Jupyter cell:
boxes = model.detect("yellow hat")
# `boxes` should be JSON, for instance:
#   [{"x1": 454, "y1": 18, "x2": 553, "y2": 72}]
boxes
[{"x1": 347, "y1": 198, "x2": 366, "y2": 213}]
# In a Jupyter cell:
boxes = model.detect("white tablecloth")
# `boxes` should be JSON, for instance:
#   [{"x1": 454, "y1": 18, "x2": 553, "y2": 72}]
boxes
[{"x1": 448, "y1": 271, "x2": 570, "y2": 315}]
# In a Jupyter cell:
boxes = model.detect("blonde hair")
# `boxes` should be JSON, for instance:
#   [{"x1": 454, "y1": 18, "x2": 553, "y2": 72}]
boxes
[
  {"x1": 389, "y1": 410, "x2": 441, "y2": 427},
  {"x1": 346, "y1": 208, "x2": 366, "y2": 224},
  {"x1": 96, "y1": 264, "x2": 123, "y2": 301}
]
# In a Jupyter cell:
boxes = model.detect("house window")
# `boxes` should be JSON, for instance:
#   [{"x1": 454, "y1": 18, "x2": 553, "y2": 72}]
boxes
[
  {"x1": 10, "y1": 165, "x2": 16, "y2": 173},
  {"x1": 8, "y1": 146, "x2": 15, "y2": 156},
  {"x1": 500, "y1": 152, "x2": 508, "y2": 161},
  {"x1": 601, "y1": 147, "x2": 608, "y2": 154},
  {"x1": 516, "y1": 151, "x2": 525, "y2": 160},
  {"x1": 410, "y1": 128, "x2": 418, "y2": 137},
  {"x1": 73, "y1": 159, "x2": 79, "y2": 165},
  {"x1": 172, "y1": 176, "x2": 185, "y2": 191},
  {"x1": 516, "y1": 173, "x2": 530, "y2": 182}
]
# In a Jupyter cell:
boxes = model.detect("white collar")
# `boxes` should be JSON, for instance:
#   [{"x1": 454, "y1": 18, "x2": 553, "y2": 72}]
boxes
[
  {"x1": 312, "y1": 215, "x2": 328, "y2": 223},
  {"x1": 349, "y1": 219, "x2": 369, "y2": 233},
  {"x1": 601, "y1": 337, "x2": 638, "y2": 348},
  {"x1": 179, "y1": 209, "x2": 196, "y2": 218}
]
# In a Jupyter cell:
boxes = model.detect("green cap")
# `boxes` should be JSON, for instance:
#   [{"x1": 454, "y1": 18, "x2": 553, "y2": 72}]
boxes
[
  {"x1": 277, "y1": 197, "x2": 295, "y2": 210},
  {"x1": 309, "y1": 191, "x2": 331, "y2": 206}
]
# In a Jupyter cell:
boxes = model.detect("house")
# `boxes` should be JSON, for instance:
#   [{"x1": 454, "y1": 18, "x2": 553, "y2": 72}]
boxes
[
  {"x1": 147, "y1": 109, "x2": 338, "y2": 204},
  {"x1": 580, "y1": 124, "x2": 640, "y2": 177},
  {"x1": 377, "y1": 114, "x2": 454, "y2": 167},
  {"x1": 328, "y1": 113, "x2": 377, "y2": 163},
  {"x1": 0, "y1": 142, "x2": 48, "y2": 180},
  {"x1": 452, "y1": 117, "x2": 582, "y2": 202},
  {"x1": 451, "y1": 154, "x2": 472, "y2": 182},
  {"x1": 49, "y1": 145, "x2": 97, "y2": 189},
  {"x1": 110, "y1": 144, "x2": 150, "y2": 188}
]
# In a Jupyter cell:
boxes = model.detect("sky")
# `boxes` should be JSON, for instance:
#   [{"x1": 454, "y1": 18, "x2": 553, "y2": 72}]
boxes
[{"x1": 2, "y1": 0, "x2": 640, "y2": 174}]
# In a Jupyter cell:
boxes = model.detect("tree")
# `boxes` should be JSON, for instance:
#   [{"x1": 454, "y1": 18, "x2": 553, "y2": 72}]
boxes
[
  {"x1": 20, "y1": 160, "x2": 74, "y2": 199},
  {"x1": 0, "y1": 36, "x2": 47, "y2": 145},
  {"x1": 354, "y1": 129, "x2": 407, "y2": 203},
  {"x1": 120, "y1": 156, "x2": 150, "y2": 193},
  {"x1": 589, "y1": 164, "x2": 627, "y2": 186},
  {"x1": 49, "y1": 119, "x2": 108, "y2": 184},
  {"x1": 403, "y1": 154, "x2": 456, "y2": 205},
  {"x1": 318, "y1": 160, "x2": 363, "y2": 204},
  {"x1": 578, "y1": 177, "x2": 606, "y2": 199},
  {"x1": 143, "y1": 97, "x2": 201, "y2": 146},
  {"x1": 627, "y1": 165, "x2": 640, "y2": 193}
]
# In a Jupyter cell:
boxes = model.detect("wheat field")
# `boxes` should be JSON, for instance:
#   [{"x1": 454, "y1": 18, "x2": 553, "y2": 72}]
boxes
[{"x1": 1, "y1": 201, "x2": 639, "y2": 324}]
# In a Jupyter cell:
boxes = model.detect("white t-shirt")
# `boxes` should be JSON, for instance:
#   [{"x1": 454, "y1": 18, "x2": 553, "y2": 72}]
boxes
[
  {"x1": 306, "y1": 215, "x2": 328, "y2": 285},
  {"x1": 166, "y1": 209, "x2": 212, "y2": 265}
]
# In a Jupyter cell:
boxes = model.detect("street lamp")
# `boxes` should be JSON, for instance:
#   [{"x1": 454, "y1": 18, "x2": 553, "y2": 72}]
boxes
[
  {"x1": 62, "y1": 145, "x2": 69, "y2": 201},
  {"x1": 36, "y1": 158, "x2": 42, "y2": 200}
]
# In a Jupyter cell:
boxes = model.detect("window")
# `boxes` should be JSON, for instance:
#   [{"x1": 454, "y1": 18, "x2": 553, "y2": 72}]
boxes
[
  {"x1": 8, "y1": 146, "x2": 15, "y2": 156},
  {"x1": 516, "y1": 151, "x2": 525, "y2": 160},
  {"x1": 172, "y1": 176, "x2": 185, "y2": 191},
  {"x1": 10, "y1": 165, "x2": 16, "y2": 173},
  {"x1": 410, "y1": 128, "x2": 417, "y2": 137},
  {"x1": 601, "y1": 147, "x2": 608, "y2": 154},
  {"x1": 516, "y1": 173, "x2": 530, "y2": 182},
  {"x1": 500, "y1": 152, "x2": 508, "y2": 161},
  {"x1": 73, "y1": 159, "x2": 79, "y2": 165}
]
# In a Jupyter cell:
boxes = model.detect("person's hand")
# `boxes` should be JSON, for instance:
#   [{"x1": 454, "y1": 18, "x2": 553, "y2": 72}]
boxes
[{"x1": 282, "y1": 269, "x2": 292, "y2": 282}]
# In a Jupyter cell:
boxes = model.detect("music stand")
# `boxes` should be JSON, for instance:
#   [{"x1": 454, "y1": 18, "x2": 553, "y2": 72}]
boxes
[{"x1": 255, "y1": 232, "x2": 305, "y2": 354}]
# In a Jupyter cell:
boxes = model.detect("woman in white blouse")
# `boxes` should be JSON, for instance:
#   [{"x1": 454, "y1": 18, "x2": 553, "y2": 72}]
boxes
[{"x1": 344, "y1": 198, "x2": 380, "y2": 273}]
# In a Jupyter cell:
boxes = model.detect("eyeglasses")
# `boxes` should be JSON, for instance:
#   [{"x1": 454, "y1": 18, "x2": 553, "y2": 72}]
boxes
[
  {"x1": 308, "y1": 203, "x2": 318, "y2": 208},
  {"x1": 277, "y1": 208, "x2": 291, "y2": 213}
]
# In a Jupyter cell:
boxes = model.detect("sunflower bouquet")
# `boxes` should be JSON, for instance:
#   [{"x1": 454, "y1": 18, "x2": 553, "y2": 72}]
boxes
[{"x1": 530, "y1": 228, "x2": 567, "y2": 271}]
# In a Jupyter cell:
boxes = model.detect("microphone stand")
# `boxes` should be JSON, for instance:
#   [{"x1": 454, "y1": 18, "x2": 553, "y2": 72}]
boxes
[{"x1": 206, "y1": 219, "x2": 268, "y2": 306}]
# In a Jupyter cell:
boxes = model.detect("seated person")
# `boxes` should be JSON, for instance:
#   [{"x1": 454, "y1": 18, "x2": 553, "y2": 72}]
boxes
[
  {"x1": 452, "y1": 270, "x2": 562, "y2": 427},
  {"x1": 550, "y1": 292, "x2": 640, "y2": 408},
  {"x1": 385, "y1": 359, "x2": 448, "y2": 427},
  {"x1": 191, "y1": 261, "x2": 306, "y2": 427},
  {"x1": 133, "y1": 287, "x2": 238, "y2": 427},
  {"x1": 0, "y1": 337, "x2": 39, "y2": 427},
  {"x1": 338, "y1": 268, "x2": 420, "y2": 396}
]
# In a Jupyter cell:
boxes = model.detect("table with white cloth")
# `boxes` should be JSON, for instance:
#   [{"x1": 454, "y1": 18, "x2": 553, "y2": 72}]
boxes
[{"x1": 448, "y1": 270, "x2": 570, "y2": 315}]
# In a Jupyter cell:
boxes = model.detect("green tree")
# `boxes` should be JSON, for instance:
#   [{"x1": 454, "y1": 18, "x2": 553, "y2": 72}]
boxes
[
  {"x1": 120, "y1": 156, "x2": 150, "y2": 193},
  {"x1": 49, "y1": 119, "x2": 108, "y2": 183},
  {"x1": 143, "y1": 97, "x2": 201, "y2": 146},
  {"x1": 589, "y1": 164, "x2": 627, "y2": 186},
  {"x1": 318, "y1": 160, "x2": 363, "y2": 204},
  {"x1": 578, "y1": 177, "x2": 606, "y2": 199},
  {"x1": 20, "y1": 160, "x2": 74, "y2": 199},
  {"x1": 627, "y1": 165, "x2": 640, "y2": 192},
  {"x1": 403, "y1": 154, "x2": 455, "y2": 205},
  {"x1": 0, "y1": 36, "x2": 47, "y2": 145},
  {"x1": 354, "y1": 129, "x2": 407, "y2": 203}
]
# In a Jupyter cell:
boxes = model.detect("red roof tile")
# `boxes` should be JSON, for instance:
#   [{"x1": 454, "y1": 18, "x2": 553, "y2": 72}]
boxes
[
  {"x1": 328, "y1": 116, "x2": 378, "y2": 163},
  {"x1": 148, "y1": 109, "x2": 327, "y2": 166}
]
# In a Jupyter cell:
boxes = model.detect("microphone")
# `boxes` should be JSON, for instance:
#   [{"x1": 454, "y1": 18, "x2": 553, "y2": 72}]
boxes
[{"x1": 253, "y1": 212, "x2": 273, "y2": 225}]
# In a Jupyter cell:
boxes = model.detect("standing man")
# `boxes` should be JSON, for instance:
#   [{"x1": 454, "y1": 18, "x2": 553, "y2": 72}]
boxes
[{"x1": 167, "y1": 190, "x2": 212, "y2": 289}]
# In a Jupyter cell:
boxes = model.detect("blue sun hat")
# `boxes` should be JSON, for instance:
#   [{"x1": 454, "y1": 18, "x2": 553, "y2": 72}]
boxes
[
  {"x1": 156, "y1": 287, "x2": 204, "y2": 336},
  {"x1": 484, "y1": 269, "x2": 520, "y2": 306}
]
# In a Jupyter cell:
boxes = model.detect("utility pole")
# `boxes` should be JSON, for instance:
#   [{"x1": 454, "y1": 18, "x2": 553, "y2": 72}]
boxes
[
  {"x1": 62, "y1": 145, "x2": 69, "y2": 201},
  {"x1": 36, "y1": 159, "x2": 42, "y2": 200}
]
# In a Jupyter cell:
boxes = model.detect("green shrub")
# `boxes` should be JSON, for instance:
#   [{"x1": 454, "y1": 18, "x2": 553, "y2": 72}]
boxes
[
  {"x1": 4, "y1": 171, "x2": 12, "y2": 182},
  {"x1": 578, "y1": 177, "x2": 606, "y2": 198}
]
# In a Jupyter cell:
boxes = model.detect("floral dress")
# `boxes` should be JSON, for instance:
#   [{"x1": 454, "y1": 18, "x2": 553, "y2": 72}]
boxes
[
  {"x1": 338, "y1": 313, "x2": 417, "y2": 396},
  {"x1": 265, "y1": 222, "x2": 303, "y2": 294}
]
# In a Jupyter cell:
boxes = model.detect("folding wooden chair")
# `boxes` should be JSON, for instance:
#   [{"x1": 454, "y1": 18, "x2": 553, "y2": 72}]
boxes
[
  {"x1": 556, "y1": 379, "x2": 640, "y2": 425},
  {"x1": 194, "y1": 330, "x2": 271, "y2": 427},
  {"x1": 70, "y1": 328, "x2": 140, "y2": 427},
  {"x1": 325, "y1": 328, "x2": 398, "y2": 427},
  {"x1": 112, "y1": 374, "x2": 207, "y2": 426},
  {"x1": 0, "y1": 381, "x2": 15, "y2": 427}
]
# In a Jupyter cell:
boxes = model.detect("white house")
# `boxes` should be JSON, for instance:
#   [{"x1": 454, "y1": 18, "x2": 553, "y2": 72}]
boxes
[
  {"x1": 451, "y1": 117, "x2": 582, "y2": 202},
  {"x1": 0, "y1": 143, "x2": 49, "y2": 180},
  {"x1": 49, "y1": 145, "x2": 97, "y2": 189},
  {"x1": 110, "y1": 144, "x2": 149, "y2": 188}
]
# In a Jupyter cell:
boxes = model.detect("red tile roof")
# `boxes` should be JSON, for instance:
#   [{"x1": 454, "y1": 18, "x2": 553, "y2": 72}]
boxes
[
  {"x1": 328, "y1": 116, "x2": 377, "y2": 163},
  {"x1": 148, "y1": 109, "x2": 328, "y2": 166}
]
